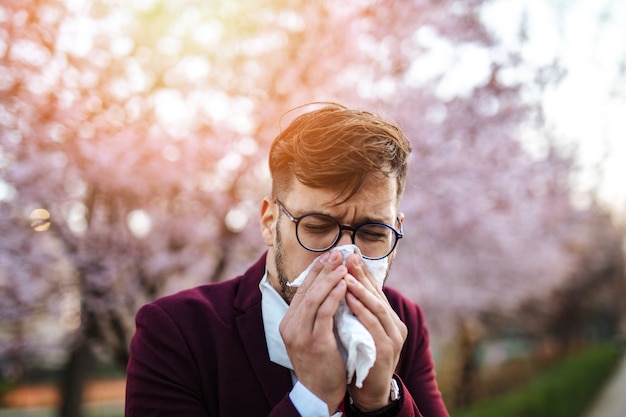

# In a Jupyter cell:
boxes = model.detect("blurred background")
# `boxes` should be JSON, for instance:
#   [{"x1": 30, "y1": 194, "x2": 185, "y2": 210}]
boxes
[{"x1": 0, "y1": 0, "x2": 624, "y2": 416}]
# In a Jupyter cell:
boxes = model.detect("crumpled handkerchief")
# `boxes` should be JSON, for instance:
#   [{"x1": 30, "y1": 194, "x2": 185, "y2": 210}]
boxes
[{"x1": 288, "y1": 244, "x2": 388, "y2": 388}]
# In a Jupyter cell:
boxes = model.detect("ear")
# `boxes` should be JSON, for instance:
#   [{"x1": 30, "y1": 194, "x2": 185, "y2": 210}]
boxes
[
  {"x1": 388, "y1": 212, "x2": 405, "y2": 261},
  {"x1": 260, "y1": 197, "x2": 277, "y2": 247}
]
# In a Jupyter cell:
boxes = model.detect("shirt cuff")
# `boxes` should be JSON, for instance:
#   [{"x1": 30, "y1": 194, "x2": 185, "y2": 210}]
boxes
[{"x1": 289, "y1": 381, "x2": 343, "y2": 417}]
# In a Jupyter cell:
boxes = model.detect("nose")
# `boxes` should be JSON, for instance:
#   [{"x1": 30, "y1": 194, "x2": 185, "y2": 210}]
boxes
[{"x1": 335, "y1": 228, "x2": 355, "y2": 247}]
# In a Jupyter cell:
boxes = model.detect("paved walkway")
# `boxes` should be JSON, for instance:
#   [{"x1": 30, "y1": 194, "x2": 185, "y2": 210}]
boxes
[{"x1": 583, "y1": 352, "x2": 626, "y2": 417}]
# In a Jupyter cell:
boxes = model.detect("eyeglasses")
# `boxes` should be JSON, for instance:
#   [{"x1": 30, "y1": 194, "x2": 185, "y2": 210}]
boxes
[{"x1": 276, "y1": 200, "x2": 403, "y2": 260}]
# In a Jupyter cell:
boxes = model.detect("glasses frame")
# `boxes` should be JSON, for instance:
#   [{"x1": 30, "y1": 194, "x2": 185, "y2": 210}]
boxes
[{"x1": 275, "y1": 200, "x2": 403, "y2": 260}]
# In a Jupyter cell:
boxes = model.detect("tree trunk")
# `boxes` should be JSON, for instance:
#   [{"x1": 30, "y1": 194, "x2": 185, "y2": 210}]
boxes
[
  {"x1": 57, "y1": 340, "x2": 94, "y2": 417},
  {"x1": 452, "y1": 319, "x2": 480, "y2": 408}
]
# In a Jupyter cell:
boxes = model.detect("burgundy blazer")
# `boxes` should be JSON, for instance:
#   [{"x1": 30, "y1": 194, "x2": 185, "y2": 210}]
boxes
[{"x1": 125, "y1": 253, "x2": 449, "y2": 417}]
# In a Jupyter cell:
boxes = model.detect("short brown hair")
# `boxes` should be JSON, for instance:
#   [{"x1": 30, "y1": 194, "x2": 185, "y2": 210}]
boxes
[{"x1": 269, "y1": 103, "x2": 412, "y2": 204}]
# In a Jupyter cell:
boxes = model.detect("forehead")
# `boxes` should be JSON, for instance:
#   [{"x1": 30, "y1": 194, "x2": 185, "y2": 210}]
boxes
[{"x1": 283, "y1": 175, "x2": 398, "y2": 221}]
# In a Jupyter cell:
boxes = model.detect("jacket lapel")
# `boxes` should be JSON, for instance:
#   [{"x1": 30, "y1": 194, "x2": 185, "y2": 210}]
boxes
[{"x1": 234, "y1": 254, "x2": 293, "y2": 406}]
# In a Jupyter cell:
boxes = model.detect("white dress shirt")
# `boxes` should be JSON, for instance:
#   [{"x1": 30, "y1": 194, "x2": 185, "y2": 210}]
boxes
[{"x1": 259, "y1": 273, "x2": 343, "y2": 417}]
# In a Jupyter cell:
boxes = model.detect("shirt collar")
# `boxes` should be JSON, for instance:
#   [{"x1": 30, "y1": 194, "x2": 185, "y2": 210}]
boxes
[{"x1": 259, "y1": 271, "x2": 293, "y2": 370}]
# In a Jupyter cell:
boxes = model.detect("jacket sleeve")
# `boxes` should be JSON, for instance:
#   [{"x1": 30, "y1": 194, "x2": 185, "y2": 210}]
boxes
[
  {"x1": 125, "y1": 302, "x2": 303, "y2": 417},
  {"x1": 377, "y1": 289, "x2": 450, "y2": 417},
  {"x1": 125, "y1": 303, "x2": 209, "y2": 416},
  {"x1": 268, "y1": 394, "x2": 303, "y2": 417}
]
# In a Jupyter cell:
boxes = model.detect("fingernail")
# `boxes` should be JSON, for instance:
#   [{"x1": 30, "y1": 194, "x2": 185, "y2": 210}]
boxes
[{"x1": 319, "y1": 252, "x2": 331, "y2": 262}]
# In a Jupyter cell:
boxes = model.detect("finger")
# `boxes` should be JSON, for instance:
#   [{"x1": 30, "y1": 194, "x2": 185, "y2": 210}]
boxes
[
  {"x1": 345, "y1": 275, "x2": 404, "y2": 339},
  {"x1": 293, "y1": 252, "x2": 329, "y2": 292},
  {"x1": 345, "y1": 255, "x2": 387, "y2": 302},
  {"x1": 292, "y1": 251, "x2": 342, "y2": 299},
  {"x1": 313, "y1": 279, "x2": 347, "y2": 333},
  {"x1": 346, "y1": 291, "x2": 407, "y2": 357},
  {"x1": 289, "y1": 253, "x2": 347, "y2": 330}
]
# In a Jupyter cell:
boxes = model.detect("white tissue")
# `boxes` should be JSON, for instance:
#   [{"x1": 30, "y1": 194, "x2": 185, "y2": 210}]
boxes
[{"x1": 288, "y1": 245, "x2": 388, "y2": 388}]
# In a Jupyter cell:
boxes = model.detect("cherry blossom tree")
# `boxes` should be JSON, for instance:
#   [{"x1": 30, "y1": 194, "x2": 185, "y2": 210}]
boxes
[{"x1": 0, "y1": 0, "x2": 623, "y2": 414}]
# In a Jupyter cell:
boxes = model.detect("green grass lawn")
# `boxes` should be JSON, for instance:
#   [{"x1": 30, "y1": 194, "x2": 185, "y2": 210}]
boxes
[{"x1": 450, "y1": 342, "x2": 623, "y2": 417}]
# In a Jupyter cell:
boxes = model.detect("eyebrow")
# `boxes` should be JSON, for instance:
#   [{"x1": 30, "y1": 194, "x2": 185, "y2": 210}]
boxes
[{"x1": 314, "y1": 208, "x2": 394, "y2": 226}]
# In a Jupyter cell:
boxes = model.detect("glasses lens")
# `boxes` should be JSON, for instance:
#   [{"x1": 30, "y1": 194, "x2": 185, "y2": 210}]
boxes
[
  {"x1": 355, "y1": 224, "x2": 396, "y2": 259},
  {"x1": 296, "y1": 214, "x2": 341, "y2": 251}
]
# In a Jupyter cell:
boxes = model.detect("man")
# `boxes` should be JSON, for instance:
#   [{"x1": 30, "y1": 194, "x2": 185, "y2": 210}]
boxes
[{"x1": 125, "y1": 103, "x2": 449, "y2": 417}]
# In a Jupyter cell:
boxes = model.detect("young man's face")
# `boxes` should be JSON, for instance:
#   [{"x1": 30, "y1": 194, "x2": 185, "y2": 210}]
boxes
[{"x1": 260, "y1": 174, "x2": 402, "y2": 303}]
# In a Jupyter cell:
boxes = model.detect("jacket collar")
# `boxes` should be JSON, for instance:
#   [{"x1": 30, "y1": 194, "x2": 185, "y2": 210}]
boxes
[{"x1": 234, "y1": 252, "x2": 293, "y2": 405}]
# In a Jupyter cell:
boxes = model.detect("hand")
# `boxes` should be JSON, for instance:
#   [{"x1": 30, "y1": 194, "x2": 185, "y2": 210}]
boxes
[
  {"x1": 279, "y1": 251, "x2": 348, "y2": 413},
  {"x1": 344, "y1": 254, "x2": 408, "y2": 411}
]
